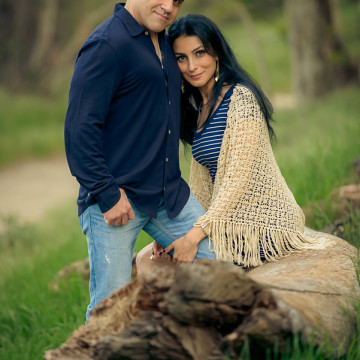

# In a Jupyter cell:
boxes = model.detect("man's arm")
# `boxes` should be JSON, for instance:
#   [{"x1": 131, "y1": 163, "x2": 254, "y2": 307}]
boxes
[{"x1": 65, "y1": 39, "x2": 133, "y2": 223}]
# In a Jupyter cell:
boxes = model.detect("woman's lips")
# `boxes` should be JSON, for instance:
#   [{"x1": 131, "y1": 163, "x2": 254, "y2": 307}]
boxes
[{"x1": 189, "y1": 73, "x2": 203, "y2": 80}]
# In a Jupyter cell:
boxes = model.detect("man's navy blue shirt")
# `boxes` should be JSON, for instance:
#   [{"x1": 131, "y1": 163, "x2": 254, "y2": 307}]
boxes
[{"x1": 64, "y1": 3, "x2": 189, "y2": 218}]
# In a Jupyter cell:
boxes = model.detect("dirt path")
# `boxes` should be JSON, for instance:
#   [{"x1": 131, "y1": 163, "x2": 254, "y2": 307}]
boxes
[{"x1": 0, "y1": 156, "x2": 78, "y2": 230}]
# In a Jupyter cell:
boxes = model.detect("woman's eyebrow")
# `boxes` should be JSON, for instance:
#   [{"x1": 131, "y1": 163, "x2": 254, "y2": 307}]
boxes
[
  {"x1": 174, "y1": 46, "x2": 204, "y2": 56},
  {"x1": 191, "y1": 46, "x2": 204, "y2": 53}
]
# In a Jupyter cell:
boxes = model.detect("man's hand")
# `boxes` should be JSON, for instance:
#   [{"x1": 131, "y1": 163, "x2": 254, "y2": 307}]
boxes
[
  {"x1": 165, "y1": 227, "x2": 206, "y2": 264},
  {"x1": 103, "y1": 188, "x2": 135, "y2": 226}
]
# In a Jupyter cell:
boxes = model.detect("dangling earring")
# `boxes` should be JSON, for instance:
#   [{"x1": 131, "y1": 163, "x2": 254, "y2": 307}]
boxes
[
  {"x1": 214, "y1": 60, "x2": 219, "y2": 83},
  {"x1": 181, "y1": 80, "x2": 185, "y2": 94}
]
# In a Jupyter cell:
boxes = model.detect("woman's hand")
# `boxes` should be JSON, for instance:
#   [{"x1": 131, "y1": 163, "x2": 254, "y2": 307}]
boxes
[
  {"x1": 151, "y1": 241, "x2": 171, "y2": 261},
  {"x1": 165, "y1": 227, "x2": 206, "y2": 264}
]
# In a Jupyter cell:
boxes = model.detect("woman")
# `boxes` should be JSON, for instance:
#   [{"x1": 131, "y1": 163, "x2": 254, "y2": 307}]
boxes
[{"x1": 138, "y1": 14, "x2": 324, "y2": 270}]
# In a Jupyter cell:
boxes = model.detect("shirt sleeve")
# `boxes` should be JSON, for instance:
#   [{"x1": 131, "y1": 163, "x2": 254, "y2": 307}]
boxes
[
  {"x1": 64, "y1": 38, "x2": 124, "y2": 213},
  {"x1": 193, "y1": 86, "x2": 263, "y2": 231}
]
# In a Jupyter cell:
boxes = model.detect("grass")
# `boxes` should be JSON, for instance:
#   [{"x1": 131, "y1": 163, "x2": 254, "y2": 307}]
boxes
[
  {"x1": 273, "y1": 87, "x2": 360, "y2": 229},
  {"x1": 0, "y1": 206, "x2": 88, "y2": 360},
  {"x1": 0, "y1": 203, "x2": 152, "y2": 360}
]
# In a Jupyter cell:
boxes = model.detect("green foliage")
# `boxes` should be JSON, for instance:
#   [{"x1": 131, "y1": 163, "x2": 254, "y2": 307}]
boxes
[
  {"x1": 56, "y1": 0, "x2": 113, "y2": 46},
  {"x1": 0, "y1": 89, "x2": 66, "y2": 168},
  {"x1": 241, "y1": 0, "x2": 283, "y2": 20},
  {"x1": 180, "y1": 0, "x2": 283, "y2": 21},
  {"x1": 221, "y1": 19, "x2": 291, "y2": 93},
  {"x1": 341, "y1": 1, "x2": 360, "y2": 60},
  {"x1": 273, "y1": 87, "x2": 360, "y2": 218},
  {"x1": 274, "y1": 88, "x2": 360, "y2": 229},
  {"x1": 343, "y1": 209, "x2": 360, "y2": 249},
  {"x1": 0, "y1": 216, "x2": 36, "y2": 252}
]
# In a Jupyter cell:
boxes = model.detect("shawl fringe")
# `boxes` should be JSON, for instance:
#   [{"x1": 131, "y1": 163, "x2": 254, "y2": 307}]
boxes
[{"x1": 196, "y1": 219, "x2": 327, "y2": 268}]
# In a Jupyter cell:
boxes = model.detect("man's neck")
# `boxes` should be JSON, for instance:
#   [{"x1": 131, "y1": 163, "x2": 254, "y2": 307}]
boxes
[
  {"x1": 151, "y1": 32, "x2": 162, "y2": 64},
  {"x1": 124, "y1": 2, "x2": 141, "y2": 27}
]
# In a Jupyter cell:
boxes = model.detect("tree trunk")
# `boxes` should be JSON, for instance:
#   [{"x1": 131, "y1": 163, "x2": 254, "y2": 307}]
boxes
[
  {"x1": 55, "y1": 2, "x2": 114, "y2": 69},
  {"x1": 236, "y1": 2, "x2": 272, "y2": 97},
  {"x1": 29, "y1": 0, "x2": 60, "y2": 73},
  {"x1": 0, "y1": 0, "x2": 111, "y2": 92},
  {"x1": 0, "y1": 0, "x2": 42, "y2": 89},
  {"x1": 284, "y1": 0, "x2": 358, "y2": 102},
  {"x1": 44, "y1": 231, "x2": 359, "y2": 360}
]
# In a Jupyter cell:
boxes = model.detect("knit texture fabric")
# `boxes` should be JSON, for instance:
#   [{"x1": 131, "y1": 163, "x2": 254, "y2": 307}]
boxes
[{"x1": 190, "y1": 85, "x2": 325, "y2": 267}]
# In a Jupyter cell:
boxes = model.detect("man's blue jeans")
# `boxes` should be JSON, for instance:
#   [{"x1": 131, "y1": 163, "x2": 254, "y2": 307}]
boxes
[{"x1": 79, "y1": 192, "x2": 215, "y2": 322}]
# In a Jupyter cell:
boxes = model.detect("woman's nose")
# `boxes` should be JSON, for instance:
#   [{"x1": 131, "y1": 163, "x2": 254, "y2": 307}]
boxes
[{"x1": 188, "y1": 58, "x2": 197, "y2": 72}]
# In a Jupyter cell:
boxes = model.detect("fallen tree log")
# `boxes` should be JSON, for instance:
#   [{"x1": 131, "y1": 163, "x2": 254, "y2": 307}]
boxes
[{"x1": 44, "y1": 230, "x2": 359, "y2": 360}]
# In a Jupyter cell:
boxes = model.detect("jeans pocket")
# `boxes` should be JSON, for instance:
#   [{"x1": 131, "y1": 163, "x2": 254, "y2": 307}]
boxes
[{"x1": 79, "y1": 207, "x2": 90, "y2": 235}]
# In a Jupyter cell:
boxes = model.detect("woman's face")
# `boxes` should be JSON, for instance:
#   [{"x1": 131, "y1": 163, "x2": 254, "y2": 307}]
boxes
[{"x1": 173, "y1": 35, "x2": 218, "y2": 95}]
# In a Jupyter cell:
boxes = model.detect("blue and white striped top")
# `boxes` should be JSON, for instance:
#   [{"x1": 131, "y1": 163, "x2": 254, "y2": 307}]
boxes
[{"x1": 192, "y1": 86, "x2": 234, "y2": 183}]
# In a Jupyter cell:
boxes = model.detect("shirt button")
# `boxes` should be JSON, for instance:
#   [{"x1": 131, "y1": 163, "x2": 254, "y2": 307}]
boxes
[
  {"x1": 168, "y1": 130, "x2": 171, "y2": 135},
  {"x1": 145, "y1": 31, "x2": 149, "y2": 36},
  {"x1": 166, "y1": 158, "x2": 169, "y2": 162},
  {"x1": 168, "y1": 100, "x2": 171, "y2": 105}
]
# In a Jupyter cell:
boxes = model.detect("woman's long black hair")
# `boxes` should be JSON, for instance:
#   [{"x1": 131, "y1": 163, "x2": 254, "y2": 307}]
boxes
[{"x1": 168, "y1": 14, "x2": 275, "y2": 145}]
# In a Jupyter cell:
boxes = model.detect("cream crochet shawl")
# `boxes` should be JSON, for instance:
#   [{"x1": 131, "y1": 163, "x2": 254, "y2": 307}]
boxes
[{"x1": 190, "y1": 85, "x2": 324, "y2": 267}]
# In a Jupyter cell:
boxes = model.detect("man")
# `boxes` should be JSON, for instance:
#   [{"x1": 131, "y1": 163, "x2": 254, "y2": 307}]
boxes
[{"x1": 64, "y1": 0, "x2": 215, "y2": 322}]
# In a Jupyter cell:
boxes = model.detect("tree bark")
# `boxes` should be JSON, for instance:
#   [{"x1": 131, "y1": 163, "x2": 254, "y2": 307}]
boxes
[{"x1": 284, "y1": 0, "x2": 358, "y2": 102}]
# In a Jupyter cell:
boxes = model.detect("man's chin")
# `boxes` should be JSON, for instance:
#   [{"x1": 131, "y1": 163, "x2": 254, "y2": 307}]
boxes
[
  {"x1": 148, "y1": 25, "x2": 168, "y2": 33},
  {"x1": 148, "y1": 19, "x2": 174, "y2": 32}
]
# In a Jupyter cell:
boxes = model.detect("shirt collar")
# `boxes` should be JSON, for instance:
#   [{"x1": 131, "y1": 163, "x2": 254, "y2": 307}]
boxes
[{"x1": 114, "y1": 3, "x2": 165, "y2": 38}]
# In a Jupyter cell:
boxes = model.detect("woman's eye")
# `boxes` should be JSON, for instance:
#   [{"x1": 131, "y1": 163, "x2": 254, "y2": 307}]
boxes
[
  {"x1": 173, "y1": 0, "x2": 184, "y2": 5},
  {"x1": 196, "y1": 50, "x2": 205, "y2": 56},
  {"x1": 176, "y1": 56, "x2": 185, "y2": 62}
]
